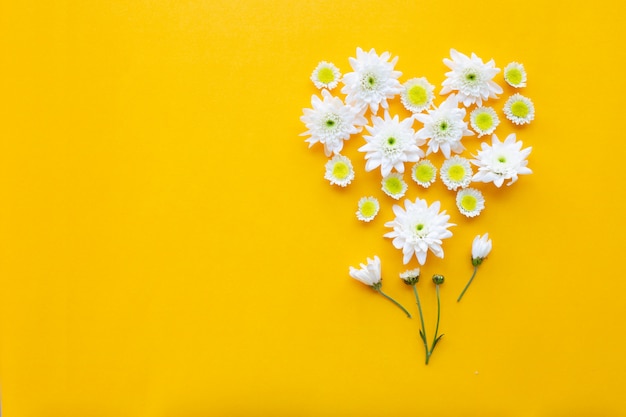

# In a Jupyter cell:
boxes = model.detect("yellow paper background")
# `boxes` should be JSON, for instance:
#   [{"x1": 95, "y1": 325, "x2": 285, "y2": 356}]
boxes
[{"x1": 1, "y1": 0, "x2": 626, "y2": 415}]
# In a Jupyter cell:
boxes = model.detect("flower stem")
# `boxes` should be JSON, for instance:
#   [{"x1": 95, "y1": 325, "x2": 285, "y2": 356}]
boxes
[
  {"x1": 376, "y1": 288, "x2": 412, "y2": 318},
  {"x1": 412, "y1": 284, "x2": 430, "y2": 364},
  {"x1": 457, "y1": 265, "x2": 479, "y2": 302},
  {"x1": 427, "y1": 284, "x2": 443, "y2": 363}
]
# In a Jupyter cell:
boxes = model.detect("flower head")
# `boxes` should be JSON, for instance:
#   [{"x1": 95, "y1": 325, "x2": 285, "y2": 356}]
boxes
[
  {"x1": 384, "y1": 198, "x2": 455, "y2": 265},
  {"x1": 400, "y1": 268, "x2": 420, "y2": 285},
  {"x1": 356, "y1": 197, "x2": 380, "y2": 222},
  {"x1": 359, "y1": 111, "x2": 424, "y2": 176},
  {"x1": 471, "y1": 133, "x2": 532, "y2": 187},
  {"x1": 415, "y1": 94, "x2": 474, "y2": 158},
  {"x1": 324, "y1": 154, "x2": 354, "y2": 187},
  {"x1": 470, "y1": 106, "x2": 500, "y2": 137},
  {"x1": 381, "y1": 173, "x2": 408, "y2": 200},
  {"x1": 471, "y1": 233, "x2": 492, "y2": 265},
  {"x1": 341, "y1": 47, "x2": 403, "y2": 114},
  {"x1": 441, "y1": 156, "x2": 473, "y2": 191},
  {"x1": 300, "y1": 89, "x2": 367, "y2": 156},
  {"x1": 411, "y1": 159, "x2": 437, "y2": 188},
  {"x1": 432, "y1": 274, "x2": 445, "y2": 285},
  {"x1": 310, "y1": 61, "x2": 341, "y2": 90},
  {"x1": 503, "y1": 62, "x2": 527, "y2": 88},
  {"x1": 456, "y1": 188, "x2": 485, "y2": 218},
  {"x1": 503, "y1": 94, "x2": 535, "y2": 125},
  {"x1": 400, "y1": 77, "x2": 435, "y2": 113},
  {"x1": 349, "y1": 255, "x2": 382, "y2": 288},
  {"x1": 441, "y1": 49, "x2": 503, "y2": 107}
]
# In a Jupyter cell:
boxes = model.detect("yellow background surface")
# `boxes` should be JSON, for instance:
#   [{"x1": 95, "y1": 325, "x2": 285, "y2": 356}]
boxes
[{"x1": 1, "y1": 0, "x2": 626, "y2": 415}]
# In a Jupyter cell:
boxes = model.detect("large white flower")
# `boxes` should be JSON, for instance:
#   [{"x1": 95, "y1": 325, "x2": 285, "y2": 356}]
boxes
[
  {"x1": 414, "y1": 95, "x2": 473, "y2": 158},
  {"x1": 384, "y1": 198, "x2": 455, "y2": 265},
  {"x1": 341, "y1": 47, "x2": 403, "y2": 114},
  {"x1": 349, "y1": 255, "x2": 382, "y2": 287},
  {"x1": 300, "y1": 89, "x2": 367, "y2": 157},
  {"x1": 359, "y1": 112, "x2": 424, "y2": 176},
  {"x1": 441, "y1": 49, "x2": 503, "y2": 107},
  {"x1": 471, "y1": 133, "x2": 532, "y2": 187}
]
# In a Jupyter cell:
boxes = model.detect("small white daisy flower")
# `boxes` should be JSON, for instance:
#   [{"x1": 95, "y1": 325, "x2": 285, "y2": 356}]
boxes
[
  {"x1": 310, "y1": 61, "x2": 341, "y2": 90},
  {"x1": 300, "y1": 89, "x2": 367, "y2": 157},
  {"x1": 470, "y1": 107, "x2": 499, "y2": 137},
  {"x1": 400, "y1": 268, "x2": 420, "y2": 284},
  {"x1": 415, "y1": 94, "x2": 474, "y2": 158},
  {"x1": 441, "y1": 49, "x2": 503, "y2": 107},
  {"x1": 384, "y1": 198, "x2": 455, "y2": 265},
  {"x1": 359, "y1": 111, "x2": 424, "y2": 177},
  {"x1": 356, "y1": 196, "x2": 380, "y2": 222},
  {"x1": 400, "y1": 77, "x2": 435, "y2": 113},
  {"x1": 341, "y1": 47, "x2": 403, "y2": 114},
  {"x1": 440, "y1": 156, "x2": 473, "y2": 191},
  {"x1": 349, "y1": 256, "x2": 382, "y2": 287},
  {"x1": 503, "y1": 94, "x2": 535, "y2": 125},
  {"x1": 472, "y1": 233, "x2": 492, "y2": 261},
  {"x1": 456, "y1": 188, "x2": 485, "y2": 218},
  {"x1": 503, "y1": 62, "x2": 527, "y2": 88},
  {"x1": 471, "y1": 133, "x2": 532, "y2": 187},
  {"x1": 324, "y1": 155, "x2": 354, "y2": 187},
  {"x1": 381, "y1": 173, "x2": 408, "y2": 200},
  {"x1": 411, "y1": 160, "x2": 437, "y2": 188}
]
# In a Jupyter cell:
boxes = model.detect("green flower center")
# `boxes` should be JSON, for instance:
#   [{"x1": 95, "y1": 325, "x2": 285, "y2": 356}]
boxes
[
  {"x1": 506, "y1": 68, "x2": 523, "y2": 85},
  {"x1": 387, "y1": 137, "x2": 396, "y2": 146},
  {"x1": 415, "y1": 163, "x2": 435, "y2": 183},
  {"x1": 360, "y1": 201, "x2": 377, "y2": 218},
  {"x1": 475, "y1": 112, "x2": 493, "y2": 131},
  {"x1": 439, "y1": 121, "x2": 449, "y2": 131},
  {"x1": 407, "y1": 84, "x2": 428, "y2": 106},
  {"x1": 511, "y1": 101, "x2": 529, "y2": 118},
  {"x1": 498, "y1": 156, "x2": 506, "y2": 163},
  {"x1": 326, "y1": 119, "x2": 335, "y2": 127},
  {"x1": 383, "y1": 177, "x2": 403, "y2": 195},
  {"x1": 447, "y1": 164, "x2": 466, "y2": 181},
  {"x1": 332, "y1": 162, "x2": 350, "y2": 180},
  {"x1": 361, "y1": 73, "x2": 378, "y2": 90},
  {"x1": 416, "y1": 224, "x2": 424, "y2": 231},
  {"x1": 460, "y1": 195, "x2": 477, "y2": 212},
  {"x1": 317, "y1": 67, "x2": 335, "y2": 84},
  {"x1": 464, "y1": 69, "x2": 479, "y2": 84}
]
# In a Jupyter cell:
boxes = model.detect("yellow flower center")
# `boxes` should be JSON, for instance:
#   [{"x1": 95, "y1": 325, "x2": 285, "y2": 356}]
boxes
[
  {"x1": 475, "y1": 112, "x2": 493, "y2": 131},
  {"x1": 506, "y1": 68, "x2": 523, "y2": 85},
  {"x1": 317, "y1": 67, "x2": 335, "y2": 84},
  {"x1": 407, "y1": 84, "x2": 428, "y2": 106},
  {"x1": 360, "y1": 201, "x2": 377, "y2": 217},
  {"x1": 460, "y1": 194, "x2": 477, "y2": 212},
  {"x1": 511, "y1": 101, "x2": 529, "y2": 118},
  {"x1": 447, "y1": 164, "x2": 466, "y2": 181},
  {"x1": 332, "y1": 162, "x2": 350, "y2": 180},
  {"x1": 384, "y1": 177, "x2": 403, "y2": 194},
  {"x1": 415, "y1": 163, "x2": 435, "y2": 183}
]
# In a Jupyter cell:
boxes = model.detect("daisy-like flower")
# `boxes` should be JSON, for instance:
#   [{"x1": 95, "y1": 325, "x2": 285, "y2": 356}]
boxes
[
  {"x1": 503, "y1": 94, "x2": 535, "y2": 125},
  {"x1": 411, "y1": 160, "x2": 437, "y2": 188},
  {"x1": 400, "y1": 77, "x2": 435, "y2": 113},
  {"x1": 341, "y1": 47, "x2": 403, "y2": 114},
  {"x1": 301, "y1": 89, "x2": 367, "y2": 157},
  {"x1": 470, "y1": 106, "x2": 499, "y2": 137},
  {"x1": 384, "y1": 198, "x2": 455, "y2": 265},
  {"x1": 356, "y1": 196, "x2": 380, "y2": 222},
  {"x1": 458, "y1": 234, "x2": 492, "y2": 302},
  {"x1": 503, "y1": 62, "x2": 527, "y2": 88},
  {"x1": 349, "y1": 256, "x2": 412, "y2": 318},
  {"x1": 310, "y1": 61, "x2": 341, "y2": 90},
  {"x1": 441, "y1": 49, "x2": 503, "y2": 107},
  {"x1": 381, "y1": 173, "x2": 408, "y2": 200},
  {"x1": 471, "y1": 133, "x2": 532, "y2": 187},
  {"x1": 456, "y1": 188, "x2": 485, "y2": 218},
  {"x1": 400, "y1": 268, "x2": 420, "y2": 285},
  {"x1": 440, "y1": 156, "x2": 473, "y2": 191},
  {"x1": 359, "y1": 111, "x2": 424, "y2": 177},
  {"x1": 324, "y1": 155, "x2": 354, "y2": 187},
  {"x1": 415, "y1": 94, "x2": 474, "y2": 158}
]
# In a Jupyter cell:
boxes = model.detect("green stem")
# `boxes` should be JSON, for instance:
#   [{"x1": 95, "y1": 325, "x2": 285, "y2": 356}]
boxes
[
  {"x1": 429, "y1": 284, "x2": 442, "y2": 360},
  {"x1": 412, "y1": 284, "x2": 430, "y2": 364},
  {"x1": 457, "y1": 265, "x2": 479, "y2": 302},
  {"x1": 376, "y1": 288, "x2": 412, "y2": 318}
]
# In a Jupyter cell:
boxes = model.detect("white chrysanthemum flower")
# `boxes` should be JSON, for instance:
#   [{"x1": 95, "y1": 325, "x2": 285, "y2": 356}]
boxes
[
  {"x1": 503, "y1": 62, "x2": 527, "y2": 88},
  {"x1": 381, "y1": 173, "x2": 408, "y2": 200},
  {"x1": 356, "y1": 196, "x2": 380, "y2": 222},
  {"x1": 456, "y1": 188, "x2": 485, "y2": 218},
  {"x1": 310, "y1": 61, "x2": 341, "y2": 90},
  {"x1": 503, "y1": 94, "x2": 535, "y2": 125},
  {"x1": 300, "y1": 89, "x2": 367, "y2": 156},
  {"x1": 341, "y1": 47, "x2": 403, "y2": 114},
  {"x1": 440, "y1": 156, "x2": 473, "y2": 191},
  {"x1": 411, "y1": 160, "x2": 437, "y2": 188},
  {"x1": 472, "y1": 233, "x2": 492, "y2": 261},
  {"x1": 470, "y1": 106, "x2": 499, "y2": 137},
  {"x1": 359, "y1": 111, "x2": 424, "y2": 176},
  {"x1": 415, "y1": 94, "x2": 473, "y2": 158},
  {"x1": 471, "y1": 133, "x2": 532, "y2": 187},
  {"x1": 384, "y1": 198, "x2": 455, "y2": 265},
  {"x1": 349, "y1": 255, "x2": 382, "y2": 287},
  {"x1": 324, "y1": 155, "x2": 354, "y2": 187},
  {"x1": 400, "y1": 268, "x2": 420, "y2": 284},
  {"x1": 400, "y1": 77, "x2": 435, "y2": 113},
  {"x1": 441, "y1": 49, "x2": 503, "y2": 107}
]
